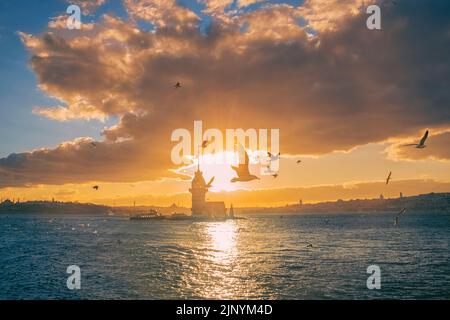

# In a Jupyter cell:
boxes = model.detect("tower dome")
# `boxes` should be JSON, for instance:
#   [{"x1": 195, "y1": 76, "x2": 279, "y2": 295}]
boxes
[{"x1": 192, "y1": 169, "x2": 206, "y2": 187}]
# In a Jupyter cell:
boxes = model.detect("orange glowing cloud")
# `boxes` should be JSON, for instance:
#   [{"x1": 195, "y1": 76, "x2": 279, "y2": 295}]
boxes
[{"x1": 0, "y1": 0, "x2": 449, "y2": 191}]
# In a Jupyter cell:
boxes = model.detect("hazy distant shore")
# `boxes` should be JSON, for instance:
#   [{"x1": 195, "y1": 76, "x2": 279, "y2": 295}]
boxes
[
  {"x1": 1, "y1": 192, "x2": 449, "y2": 215},
  {"x1": 0, "y1": 200, "x2": 110, "y2": 215},
  {"x1": 241, "y1": 192, "x2": 450, "y2": 215}
]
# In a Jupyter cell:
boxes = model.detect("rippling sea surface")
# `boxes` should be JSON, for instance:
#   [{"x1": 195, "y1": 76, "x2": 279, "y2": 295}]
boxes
[{"x1": 1, "y1": 212, "x2": 449, "y2": 299}]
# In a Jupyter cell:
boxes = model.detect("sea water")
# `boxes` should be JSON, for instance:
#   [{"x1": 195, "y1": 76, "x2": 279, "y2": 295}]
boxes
[{"x1": 0, "y1": 212, "x2": 449, "y2": 299}]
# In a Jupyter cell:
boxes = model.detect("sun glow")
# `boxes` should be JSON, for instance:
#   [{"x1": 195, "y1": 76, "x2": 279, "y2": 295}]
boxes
[{"x1": 176, "y1": 150, "x2": 264, "y2": 192}]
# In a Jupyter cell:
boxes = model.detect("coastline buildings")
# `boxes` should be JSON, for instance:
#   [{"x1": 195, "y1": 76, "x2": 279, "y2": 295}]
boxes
[
  {"x1": 242, "y1": 192, "x2": 450, "y2": 214},
  {"x1": 189, "y1": 168, "x2": 226, "y2": 218}
]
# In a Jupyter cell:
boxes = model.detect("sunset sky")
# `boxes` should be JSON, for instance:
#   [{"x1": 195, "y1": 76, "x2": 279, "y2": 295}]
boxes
[{"x1": 0, "y1": 0, "x2": 449, "y2": 207}]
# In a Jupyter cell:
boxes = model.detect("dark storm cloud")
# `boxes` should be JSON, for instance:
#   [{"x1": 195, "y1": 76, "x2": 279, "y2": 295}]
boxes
[{"x1": 0, "y1": 0, "x2": 449, "y2": 187}]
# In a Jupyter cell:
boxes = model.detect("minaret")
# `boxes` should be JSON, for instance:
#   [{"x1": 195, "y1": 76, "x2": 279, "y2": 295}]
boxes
[{"x1": 229, "y1": 204, "x2": 235, "y2": 218}]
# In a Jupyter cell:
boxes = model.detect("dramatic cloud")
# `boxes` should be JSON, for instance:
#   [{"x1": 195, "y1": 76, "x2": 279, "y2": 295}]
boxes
[
  {"x1": 0, "y1": 0, "x2": 449, "y2": 188},
  {"x1": 300, "y1": 0, "x2": 365, "y2": 32},
  {"x1": 33, "y1": 100, "x2": 108, "y2": 121},
  {"x1": 124, "y1": 0, "x2": 199, "y2": 28},
  {"x1": 0, "y1": 137, "x2": 180, "y2": 188}
]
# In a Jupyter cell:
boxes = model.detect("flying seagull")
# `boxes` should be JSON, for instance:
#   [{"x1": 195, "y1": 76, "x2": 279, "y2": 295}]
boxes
[
  {"x1": 206, "y1": 176, "x2": 215, "y2": 188},
  {"x1": 402, "y1": 130, "x2": 429, "y2": 148},
  {"x1": 267, "y1": 152, "x2": 280, "y2": 161},
  {"x1": 386, "y1": 171, "x2": 392, "y2": 185},
  {"x1": 231, "y1": 144, "x2": 260, "y2": 183},
  {"x1": 394, "y1": 208, "x2": 406, "y2": 226},
  {"x1": 93, "y1": 186, "x2": 99, "y2": 191},
  {"x1": 201, "y1": 139, "x2": 211, "y2": 148},
  {"x1": 174, "y1": 82, "x2": 182, "y2": 89}
]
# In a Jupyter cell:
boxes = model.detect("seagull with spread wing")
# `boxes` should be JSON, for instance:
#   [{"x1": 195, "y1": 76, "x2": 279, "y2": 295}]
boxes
[
  {"x1": 201, "y1": 139, "x2": 211, "y2": 148},
  {"x1": 231, "y1": 144, "x2": 260, "y2": 183},
  {"x1": 386, "y1": 171, "x2": 392, "y2": 185},
  {"x1": 402, "y1": 130, "x2": 429, "y2": 148},
  {"x1": 267, "y1": 152, "x2": 280, "y2": 161},
  {"x1": 206, "y1": 176, "x2": 215, "y2": 188},
  {"x1": 393, "y1": 208, "x2": 406, "y2": 226}
]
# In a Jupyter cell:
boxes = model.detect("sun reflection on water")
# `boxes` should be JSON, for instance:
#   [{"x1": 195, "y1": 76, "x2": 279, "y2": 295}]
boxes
[
  {"x1": 181, "y1": 220, "x2": 246, "y2": 299},
  {"x1": 205, "y1": 221, "x2": 238, "y2": 265}
]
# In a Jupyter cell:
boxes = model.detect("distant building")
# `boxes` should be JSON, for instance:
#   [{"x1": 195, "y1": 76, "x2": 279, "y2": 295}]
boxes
[
  {"x1": 379, "y1": 194, "x2": 384, "y2": 200},
  {"x1": 189, "y1": 168, "x2": 226, "y2": 218},
  {"x1": 400, "y1": 192, "x2": 403, "y2": 198},
  {"x1": 299, "y1": 199, "x2": 303, "y2": 205}
]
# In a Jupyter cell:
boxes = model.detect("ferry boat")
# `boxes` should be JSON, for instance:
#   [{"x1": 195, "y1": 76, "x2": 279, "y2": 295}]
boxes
[{"x1": 130, "y1": 209, "x2": 165, "y2": 220}]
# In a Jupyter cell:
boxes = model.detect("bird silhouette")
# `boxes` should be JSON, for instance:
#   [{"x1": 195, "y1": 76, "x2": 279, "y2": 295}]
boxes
[
  {"x1": 402, "y1": 130, "x2": 429, "y2": 148},
  {"x1": 386, "y1": 171, "x2": 392, "y2": 185},
  {"x1": 206, "y1": 176, "x2": 215, "y2": 188},
  {"x1": 93, "y1": 186, "x2": 99, "y2": 191},
  {"x1": 297, "y1": 160, "x2": 302, "y2": 164},
  {"x1": 267, "y1": 152, "x2": 280, "y2": 161},
  {"x1": 393, "y1": 208, "x2": 406, "y2": 226},
  {"x1": 231, "y1": 144, "x2": 259, "y2": 183},
  {"x1": 201, "y1": 139, "x2": 211, "y2": 148},
  {"x1": 174, "y1": 82, "x2": 182, "y2": 89}
]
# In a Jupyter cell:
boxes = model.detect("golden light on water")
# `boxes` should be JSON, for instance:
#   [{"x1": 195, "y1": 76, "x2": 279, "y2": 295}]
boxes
[
  {"x1": 183, "y1": 221, "x2": 246, "y2": 299},
  {"x1": 205, "y1": 221, "x2": 238, "y2": 265}
]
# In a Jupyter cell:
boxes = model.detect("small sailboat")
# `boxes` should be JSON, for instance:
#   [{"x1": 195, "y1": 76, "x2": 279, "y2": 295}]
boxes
[{"x1": 228, "y1": 204, "x2": 246, "y2": 220}]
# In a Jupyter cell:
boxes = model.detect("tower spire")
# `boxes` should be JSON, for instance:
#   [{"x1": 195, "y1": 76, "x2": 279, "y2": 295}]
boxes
[{"x1": 197, "y1": 144, "x2": 201, "y2": 171}]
